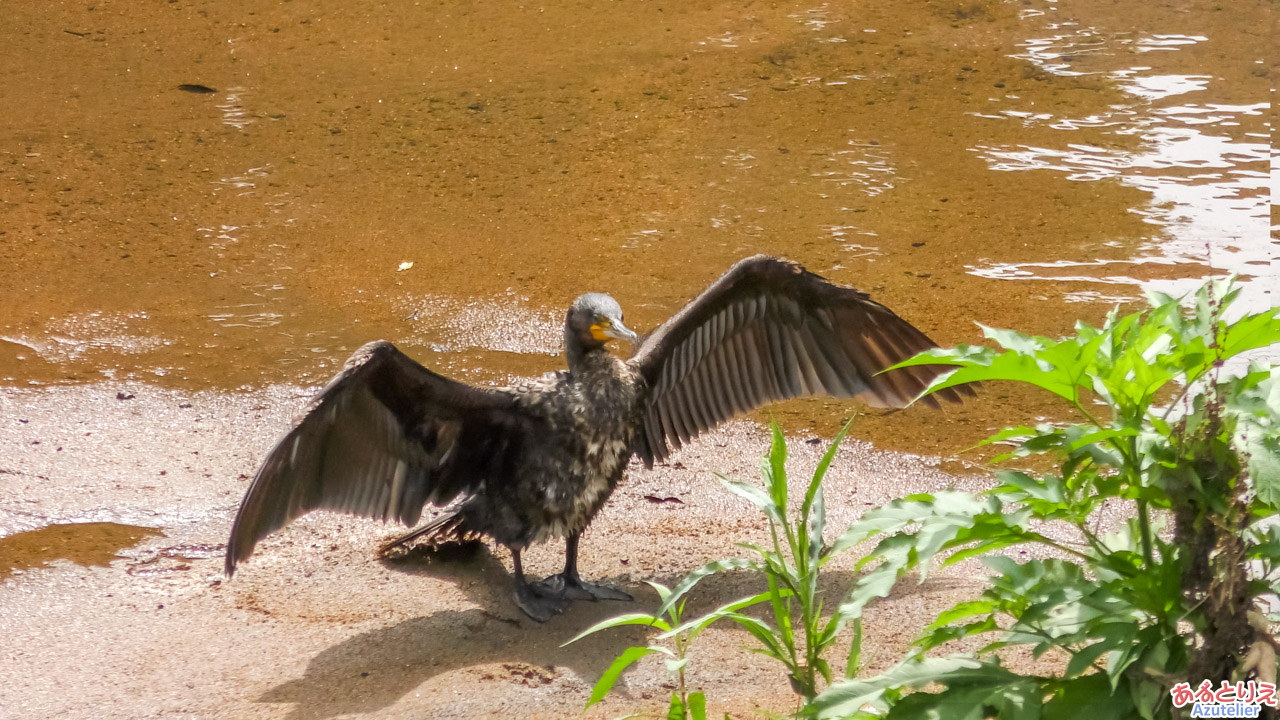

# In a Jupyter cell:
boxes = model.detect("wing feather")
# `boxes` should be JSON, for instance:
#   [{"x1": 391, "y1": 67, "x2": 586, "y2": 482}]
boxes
[
  {"x1": 688, "y1": 360, "x2": 715, "y2": 432},
  {"x1": 668, "y1": 385, "x2": 693, "y2": 445},
  {"x1": 770, "y1": 325, "x2": 790, "y2": 399},
  {"x1": 718, "y1": 342, "x2": 748, "y2": 416},
  {"x1": 630, "y1": 255, "x2": 974, "y2": 465},
  {"x1": 225, "y1": 340, "x2": 525, "y2": 575}
]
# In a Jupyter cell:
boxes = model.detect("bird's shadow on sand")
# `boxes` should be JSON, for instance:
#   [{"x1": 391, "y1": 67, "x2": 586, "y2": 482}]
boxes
[
  {"x1": 256, "y1": 543, "x2": 653, "y2": 719},
  {"x1": 256, "y1": 543, "x2": 973, "y2": 719}
]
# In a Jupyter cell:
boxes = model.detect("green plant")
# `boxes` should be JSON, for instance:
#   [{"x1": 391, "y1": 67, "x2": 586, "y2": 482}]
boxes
[
  {"x1": 565, "y1": 579, "x2": 778, "y2": 719},
  {"x1": 805, "y1": 280, "x2": 1280, "y2": 719},
  {"x1": 568, "y1": 418, "x2": 866, "y2": 716}
]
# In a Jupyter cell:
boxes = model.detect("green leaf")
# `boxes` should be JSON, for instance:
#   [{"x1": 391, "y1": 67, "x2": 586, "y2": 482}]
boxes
[
  {"x1": 885, "y1": 670, "x2": 1043, "y2": 720},
  {"x1": 805, "y1": 416, "x2": 852, "y2": 522},
  {"x1": 1065, "y1": 427, "x2": 1138, "y2": 453},
  {"x1": 665, "y1": 657, "x2": 687, "y2": 675},
  {"x1": 1218, "y1": 305, "x2": 1280, "y2": 359},
  {"x1": 646, "y1": 580, "x2": 673, "y2": 607},
  {"x1": 807, "y1": 477, "x2": 827, "y2": 569},
  {"x1": 722, "y1": 611, "x2": 790, "y2": 663},
  {"x1": 688, "y1": 692, "x2": 707, "y2": 720},
  {"x1": 892, "y1": 331, "x2": 1084, "y2": 403},
  {"x1": 1042, "y1": 672, "x2": 1132, "y2": 720},
  {"x1": 804, "y1": 656, "x2": 985, "y2": 718},
  {"x1": 655, "y1": 558, "x2": 759, "y2": 619},
  {"x1": 667, "y1": 692, "x2": 686, "y2": 720},
  {"x1": 1241, "y1": 421, "x2": 1280, "y2": 508},
  {"x1": 917, "y1": 616, "x2": 1000, "y2": 653},
  {"x1": 1129, "y1": 675, "x2": 1164, "y2": 720},
  {"x1": 846, "y1": 617, "x2": 863, "y2": 678},
  {"x1": 720, "y1": 478, "x2": 784, "y2": 525},
  {"x1": 975, "y1": 424, "x2": 1042, "y2": 451},
  {"x1": 924, "y1": 600, "x2": 997, "y2": 634},
  {"x1": 563, "y1": 613, "x2": 669, "y2": 646},
  {"x1": 768, "y1": 417, "x2": 789, "y2": 514},
  {"x1": 659, "y1": 589, "x2": 793, "y2": 640},
  {"x1": 585, "y1": 646, "x2": 658, "y2": 708},
  {"x1": 827, "y1": 496, "x2": 945, "y2": 558},
  {"x1": 1064, "y1": 623, "x2": 1137, "y2": 678},
  {"x1": 801, "y1": 419, "x2": 849, "y2": 573},
  {"x1": 765, "y1": 572, "x2": 797, "y2": 659},
  {"x1": 941, "y1": 535, "x2": 1028, "y2": 568},
  {"x1": 815, "y1": 657, "x2": 834, "y2": 685},
  {"x1": 836, "y1": 560, "x2": 902, "y2": 619},
  {"x1": 983, "y1": 325, "x2": 1052, "y2": 356},
  {"x1": 993, "y1": 470, "x2": 1065, "y2": 505}
]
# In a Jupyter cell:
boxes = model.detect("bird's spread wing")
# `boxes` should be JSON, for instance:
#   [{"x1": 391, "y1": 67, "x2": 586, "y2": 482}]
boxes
[
  {"x1": 628, "y1": 255, "x2": 974, "y2": 465},
  {"x1": 225, "y1": 340, "x2": 528, "y2": 575}
]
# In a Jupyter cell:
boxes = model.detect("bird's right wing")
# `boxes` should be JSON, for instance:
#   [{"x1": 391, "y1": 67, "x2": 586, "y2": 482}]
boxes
[{"x1": 225, "y1": 340, "x2": 530, "y2": 575}]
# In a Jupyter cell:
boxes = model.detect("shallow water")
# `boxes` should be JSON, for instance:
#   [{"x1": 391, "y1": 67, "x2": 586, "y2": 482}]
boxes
[
  {"x1": 1, "y1": 0, "x2": 1273, "y2": 453},
  {"x1": 0, "y1": 522, "x2": 163, "y2": 578}
]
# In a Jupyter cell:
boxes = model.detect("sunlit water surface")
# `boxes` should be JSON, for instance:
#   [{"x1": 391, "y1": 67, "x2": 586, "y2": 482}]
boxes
[{"x1": 1, "y1": 0, "x2": 1273, "y2": 453}]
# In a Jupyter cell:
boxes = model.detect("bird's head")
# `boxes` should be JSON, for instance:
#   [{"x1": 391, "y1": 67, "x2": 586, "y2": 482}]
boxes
[{"x1": 566, "y1": 293, "x2": 637, "y2": 352}]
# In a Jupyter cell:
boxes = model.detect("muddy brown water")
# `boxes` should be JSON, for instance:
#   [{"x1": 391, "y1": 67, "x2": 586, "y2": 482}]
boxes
[{"x1": 0, "y1": 0, "x2": 1272, "y2": 717}]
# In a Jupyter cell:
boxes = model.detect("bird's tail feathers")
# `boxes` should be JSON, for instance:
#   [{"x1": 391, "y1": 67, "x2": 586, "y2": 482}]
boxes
[{"x1": 377, "y1": 509, "x2": 479, "y2": 557}]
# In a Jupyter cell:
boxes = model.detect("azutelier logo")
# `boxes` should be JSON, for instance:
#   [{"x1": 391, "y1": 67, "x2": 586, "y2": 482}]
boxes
[{"x1": 1170, "y1": 680, "x2": 1277, "y2": 718}]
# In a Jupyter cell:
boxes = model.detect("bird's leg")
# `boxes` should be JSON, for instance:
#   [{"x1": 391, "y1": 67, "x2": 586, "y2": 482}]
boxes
[
  {"x1": 510, "y1": 546, "x2": 567, "y2": 622},
  {"x1": 531, "y1": 533, "x2": 632, "y2": 602}
]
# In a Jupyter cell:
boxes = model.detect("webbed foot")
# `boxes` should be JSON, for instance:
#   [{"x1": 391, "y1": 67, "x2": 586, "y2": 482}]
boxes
[
  {"x1": 531, "y1": 573, "x2": 633, "y2": 602},
  {"x1": 515, "y1": 583, "x2": 569, "y2": 622}
]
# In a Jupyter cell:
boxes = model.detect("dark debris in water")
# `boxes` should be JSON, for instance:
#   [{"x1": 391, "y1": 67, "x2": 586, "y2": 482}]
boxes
[
  {"x1": 177, "y1": 84, "x2": 217, "y2": 94},
  {"x1": 642, "y1": 494, "x2": 683, "y2": 504}
]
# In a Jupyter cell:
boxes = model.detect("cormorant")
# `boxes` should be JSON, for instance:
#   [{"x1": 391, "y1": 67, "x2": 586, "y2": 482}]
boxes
[{"x1": 224, "y1": 255, "x2": 972, "y2": 621}]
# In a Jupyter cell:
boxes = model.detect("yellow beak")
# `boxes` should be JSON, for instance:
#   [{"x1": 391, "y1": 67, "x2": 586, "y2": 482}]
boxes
[{"x1": 593, "y1": 318, "x2": 637, "y2": 343}]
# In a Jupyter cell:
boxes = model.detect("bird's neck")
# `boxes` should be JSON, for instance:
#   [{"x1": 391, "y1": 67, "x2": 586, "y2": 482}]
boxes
[{"x1": 566, "y1": 343, "x2": 614, "y2": 378}]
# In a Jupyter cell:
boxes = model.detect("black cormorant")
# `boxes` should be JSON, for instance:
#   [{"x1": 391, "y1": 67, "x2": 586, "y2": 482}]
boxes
[{"x1": 224, "y1": 255, "x2": 972, "y2": 620}]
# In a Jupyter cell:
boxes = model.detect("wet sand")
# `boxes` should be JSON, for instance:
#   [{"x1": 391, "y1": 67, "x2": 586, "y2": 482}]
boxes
[{"x1": 0, "y1": 384, "x2": 1013, "y2": 719}]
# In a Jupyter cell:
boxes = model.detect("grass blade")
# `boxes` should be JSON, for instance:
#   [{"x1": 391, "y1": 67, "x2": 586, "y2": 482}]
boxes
[
  {"x1": 585, "y1": 646, "x2": 659, "y2": 708},
  {"x1": 564, "y1": 613, "x2": 670, "y2": 646}
]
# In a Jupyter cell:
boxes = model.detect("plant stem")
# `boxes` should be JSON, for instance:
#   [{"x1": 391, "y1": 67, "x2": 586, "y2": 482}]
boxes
[
  {"x1": 803, "y1": 589, "x2": 818, "y2": 701},
  {"x1": 1136, "y1": 497, "x2": 1154, "y2": 568},
  {"x1": 1027, "y1": 532, "x2": 1096, "y2": 563},
  {"x1": 676, "y1": 634, "x2": 689, "y2": 717},
  {"x1": 1125, "y1": 430, "x2": 1155, "y2": 568}
]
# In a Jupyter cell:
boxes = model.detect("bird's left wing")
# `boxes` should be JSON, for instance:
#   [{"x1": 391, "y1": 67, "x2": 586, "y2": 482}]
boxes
[
  {"x1": 628, "y1": 255, "x2": 973, "y2": 466},
  {"x1": 225, "y1": 340, "x2": 528, "y2": 575}
]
